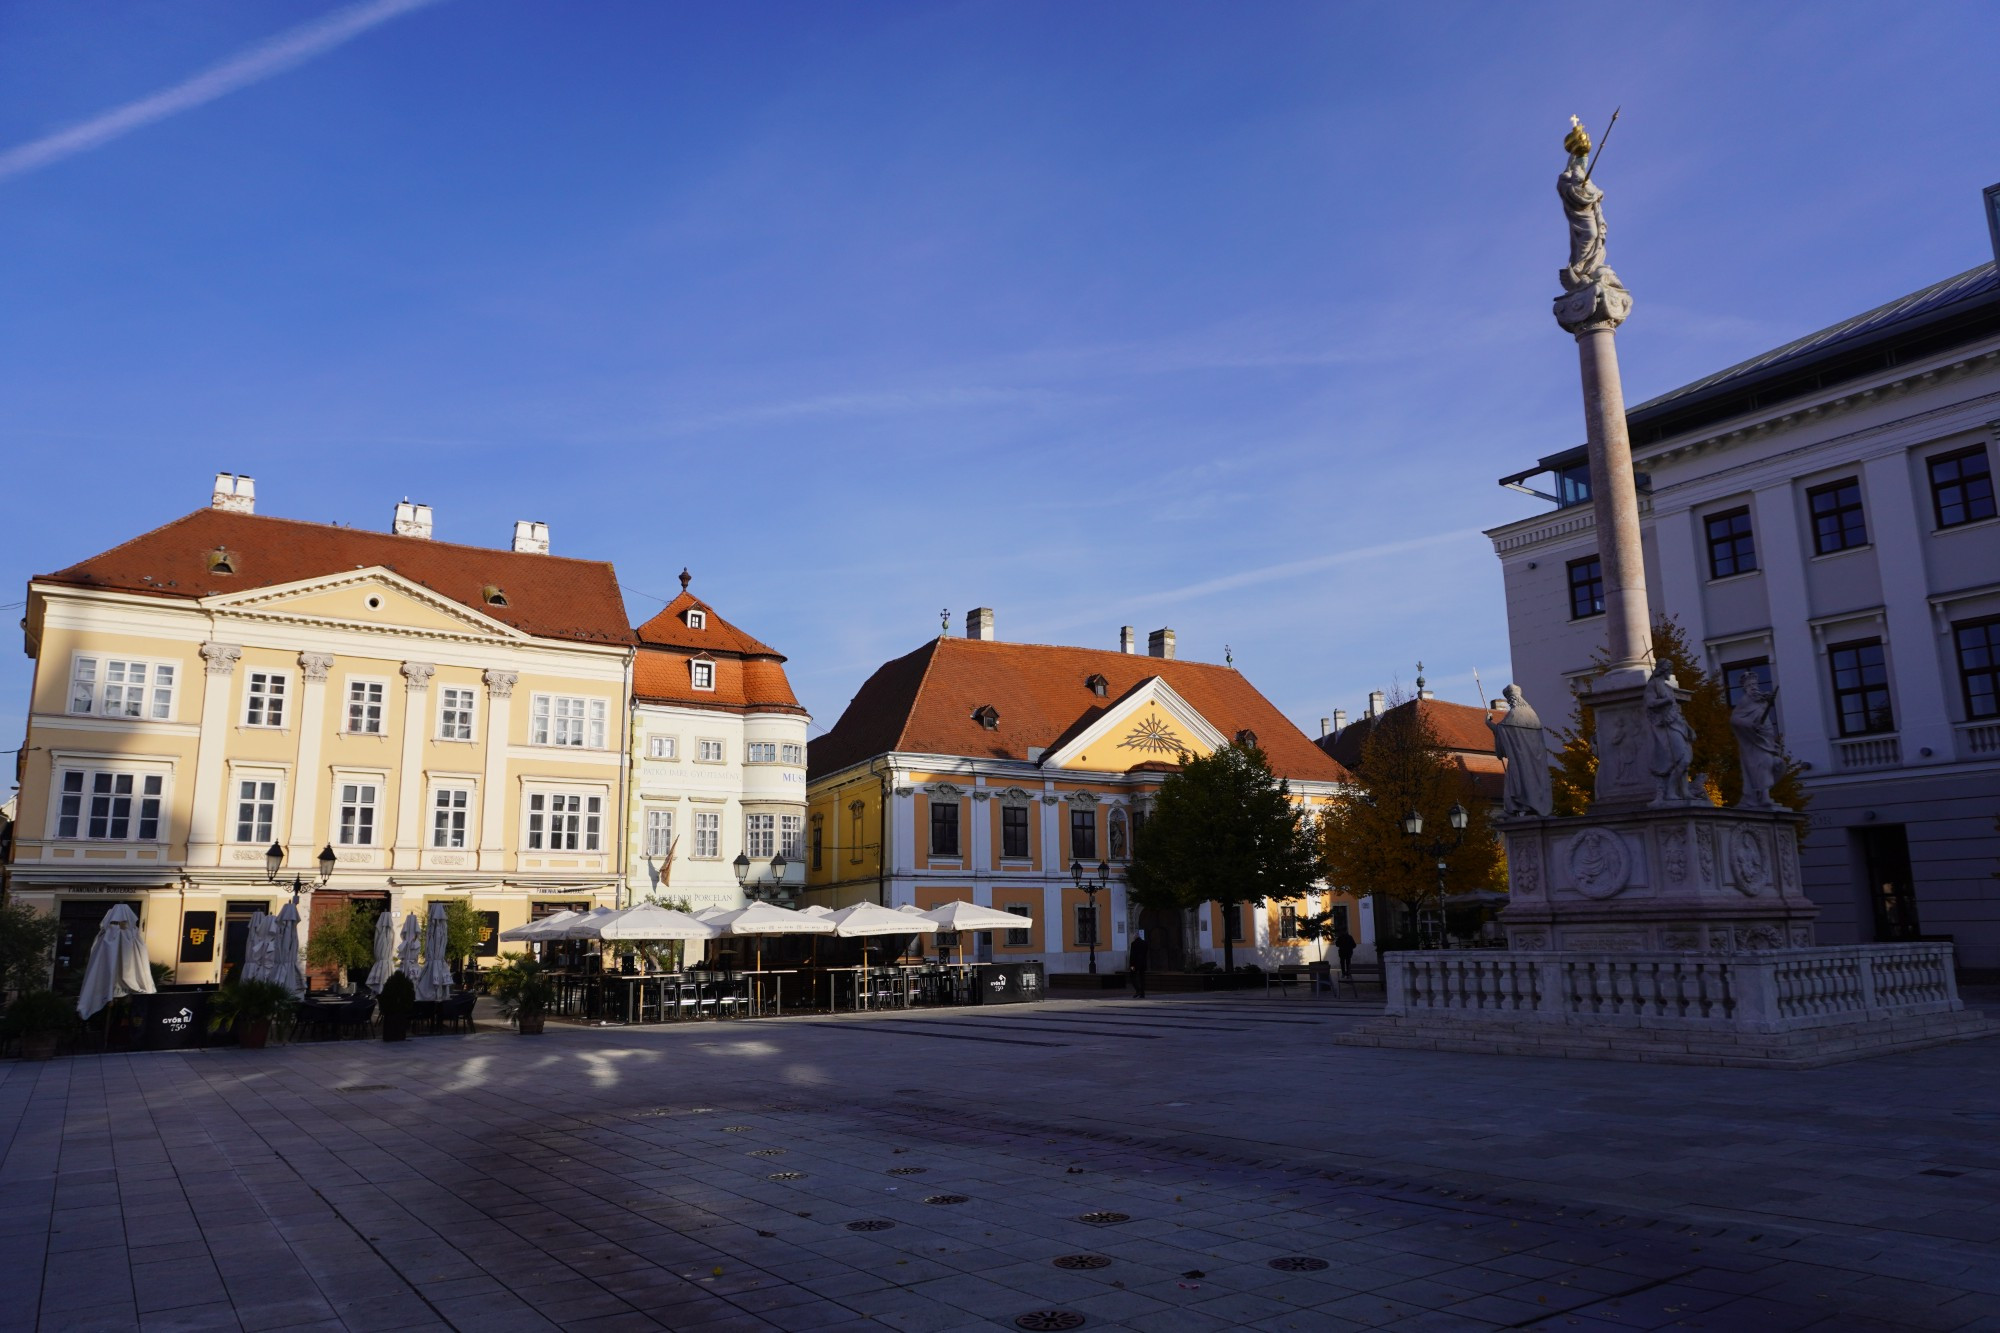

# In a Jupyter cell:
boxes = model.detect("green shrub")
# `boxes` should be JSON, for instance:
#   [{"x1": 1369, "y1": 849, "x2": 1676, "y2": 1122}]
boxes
[
  {"x1": 376, "y1": 971, "x2": 416, "y2": 1018},
  {"x1": 2, "y1": 989, "x2": 77, "y2": 1038},
  {"x1": 306, "y1": 902, "x2": 380, "y2": 974},
  {"x1": 207, "y1": 980, "x2": 296, "y2": 1032},
  {"x1": 0, "y1": 901, "x2": 60, "y2": 995},
  {"x1": 488, "y1": 953, "x2": 553, "y2": 1023}
]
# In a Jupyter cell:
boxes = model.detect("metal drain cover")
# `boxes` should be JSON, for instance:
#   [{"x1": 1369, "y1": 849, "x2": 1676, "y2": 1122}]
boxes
[
  {"x1": 887, "y1": 1166, "x2": 928, "y2": 1176},
  {"x1": 924, "y1": 1194, "x2": 969, "y2": 1205},
  {"x1": 767, "y1": 1172, "x2": 805, "y2": 1181},
  {"x1": 1015, "y1": 1313, "x2": 1086, "y2": 1331},
  {"x1": 1076, "y1": 1211, "x2": 1130, "y2": 1225},
  {"x1": 749, "y1": 1148, "x2": 786, "y2": 1157},
  {"x1": 845, "y1": 1219, "x2": 895, "y2": 1232},
  {"x1": 1268, "y1": 1256, "x2": 1329, "y2": 1272},
  {"x1": 1051, "y1": 1254, "x2": 1112, "y2": 1270},
  {"x1": 722, "y1": 1125, "x2": 752, "y2": 1132}
]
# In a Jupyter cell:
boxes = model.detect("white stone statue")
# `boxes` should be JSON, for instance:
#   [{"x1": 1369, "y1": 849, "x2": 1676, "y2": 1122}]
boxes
[
  {"x1": 1488, "y1": 684, "x2": 1554, "y2": 818},
  {"x1": 1731, "y1": 674, "x2": 1784, "y2": 810},
  {"x1": 1644, "y1": 661, "x2": 1698, "y2": 805},
  {"x1": 1554, "y1": 117, "x2": 1632, "y2": 331}
]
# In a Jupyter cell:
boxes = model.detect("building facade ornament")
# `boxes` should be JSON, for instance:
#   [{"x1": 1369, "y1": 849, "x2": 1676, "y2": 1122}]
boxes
[
  {"x1": 1489, "y1": 684, "x2": 1554, "y2": 817},
  {"x1": 929, "y1": 782, "x2": 966, "y2": 798},
  {"x1": 482, "y1": 668, "x2": 517, "y2": 698},
  {"x1": 400, "y1": 661, "x2": 436, "y2": 692},
  {"x1": 1730, "y1": 827, "x2": 1771, "y2": 895},
  {"x1": 1644, "y1": 663, "x2": 1699, "y2": 806},
  {"x1": 1730, "y1": 674, "x2": 1785, "y2": 810},
  {"x1": 298, "y1": 652, "x2": 334, "y2": 682},
  {"x1": 1553, "y1": 116, "x2": 1632, "y2": 334},
  {"x1": 1068, "y1": 790, "x2": 1100, "y2": 807},
  {"x1": 1566, "y1": 828, "x2": 1630, "y2": 899},
  {"x1": 199, "y1": 642, "x2": 242, "y2": 677}
]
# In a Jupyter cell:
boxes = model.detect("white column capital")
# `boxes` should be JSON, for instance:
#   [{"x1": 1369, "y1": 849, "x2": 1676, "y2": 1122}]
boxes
[
  {"x1": 483, "y1": 669, "x2": 518, "y2": 699},
  {"x1": 298, "y1": 652, "x2": 334, "y2": 682},
  {"x1": 401, "y1": 661, "x2": 436, "y2": 692},
  {"x1": 200, "y1": 642, "x2": 242, "y2": 677}
]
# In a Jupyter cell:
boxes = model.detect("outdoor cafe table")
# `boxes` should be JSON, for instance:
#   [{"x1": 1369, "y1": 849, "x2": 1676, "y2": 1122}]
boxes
[{"x1": 738, "y1": 969, "x2": 797, "y2": 1017}]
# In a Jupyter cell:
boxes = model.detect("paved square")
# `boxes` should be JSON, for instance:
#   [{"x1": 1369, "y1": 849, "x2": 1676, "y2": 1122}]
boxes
[{"x1": 5, "y1": 993, "x2": 1999, "y2": 1331}]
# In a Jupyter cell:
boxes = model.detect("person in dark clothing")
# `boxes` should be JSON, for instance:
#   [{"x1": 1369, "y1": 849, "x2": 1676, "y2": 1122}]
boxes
[
  {"x1": 1334, "y1": 928, "x2": 1357, "y2": 980},
  {"x1": 1127, "y1": 932, "x2": 1150, "y2": 998}
]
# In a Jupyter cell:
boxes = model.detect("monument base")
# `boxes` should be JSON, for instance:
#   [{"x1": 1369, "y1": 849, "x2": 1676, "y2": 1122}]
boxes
[{"x1": 1338, "y1": 943, "x2": 1995, "y2": 1068}]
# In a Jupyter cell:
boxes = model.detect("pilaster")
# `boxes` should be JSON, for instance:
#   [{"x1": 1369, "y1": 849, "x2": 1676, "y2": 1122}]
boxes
[
  {"x1": 186, "y1": 642, "x2": 241, "y2": 865},
  {"x1": 1863, "y1": 452, "x2": 1954, "y2": 764},
  {"x1": 289, "y1": 654, "x2": 334, "y2": 863},
  {"x1": 479, "y1": 670, "x2": 516, "y2": 873},
  {"x1": 393, "y1": 662, "x2": 434, "y2": 866}
]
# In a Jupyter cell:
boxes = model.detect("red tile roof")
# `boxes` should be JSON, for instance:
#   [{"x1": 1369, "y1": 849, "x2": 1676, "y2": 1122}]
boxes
[
  {"x1": 1319, "y1": 697, "x2": 1501, "y2": 770},
  {"x1": 811, "y1": 637, "x2": 1350, "y2": 784},
  {"x1": 635, "y1": 591, "x2": 783, "y2": 657},
  {"x1": 36, "y1": 509, "x2": 633, "y2": 646},
  {"x1": 631, "y1": 589, "x2": 801, "y2": 714}
]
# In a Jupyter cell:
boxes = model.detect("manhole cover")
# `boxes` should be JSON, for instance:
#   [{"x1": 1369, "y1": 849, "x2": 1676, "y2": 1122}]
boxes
[
  {"x1": 924, "y1": 1194, "x2": 969, "y2": 1205},
  {"x1": 887, "y1": 1166, "x2": 929, "y2": 1176},
  {"x1": 767, "y1": 1172, "x2": 806, "y2": 1181},
  {"x1": 1076, "y1": 1212, "x2": 1130, "y2": 1226},
  {"x1": 1051, "y1": 1254, "x2": 1112, "y2": 1270},
  {"x1": 846, "y1": 1220, "x2": 895, "y2": 1232},
  {"x1": 749, "y1": 1148, "x2": 786, "y2": 1157},
  {"x1": 1268, "y1": 1256, "x2": 1329, "y2": 1272},
  {"x1": 722, "y1": 1125, "x2": 752, "y2": 1133},
  {"x1": 1015, "y1": 1313, "x2": 1086, "y2": 1331},
  {"x1": 333, "y1": 1085, "x2": 391, "y2": 1093}
]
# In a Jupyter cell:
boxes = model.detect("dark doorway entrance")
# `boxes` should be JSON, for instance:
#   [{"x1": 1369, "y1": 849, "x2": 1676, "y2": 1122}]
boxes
[
  {"x1": 1138, "y1": 906, "x2": 1188, "y2": 970},
  {"x1": 222, "y1": 900, "x2": 271, "y2": 984},
  {"x1": 1858, "y1": 825, "x2": 1920, "y2": 941},
  {"x1": 54, "y1": 899, "x2": 142, "y2": 994},
  {"x1": 307, "y1": 891, "x2": 390, "y2": 991}
]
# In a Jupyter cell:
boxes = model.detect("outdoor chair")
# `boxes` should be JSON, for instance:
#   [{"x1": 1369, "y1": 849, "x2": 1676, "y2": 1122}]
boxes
[
  {"x1": 333, "y1": 996, "x2": 376, "y2": 1039},
  {"x1": 435, "y1": 993, "x2": 475, "y2": 1034}
]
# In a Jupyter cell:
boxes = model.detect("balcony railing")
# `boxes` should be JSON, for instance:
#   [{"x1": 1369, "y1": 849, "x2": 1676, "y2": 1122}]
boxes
[
  {"x1": 1833, "y1": 734, "x2": 1900, "y2": 771},
  {"x1": 1959, "y1": 719, "x2": 2000, "y2": 758}
]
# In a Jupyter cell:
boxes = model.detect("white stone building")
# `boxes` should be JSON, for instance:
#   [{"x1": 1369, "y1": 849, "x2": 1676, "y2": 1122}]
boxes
[{"x1": 1489, "y1": 185, "x2": 2000, "y2": 971}]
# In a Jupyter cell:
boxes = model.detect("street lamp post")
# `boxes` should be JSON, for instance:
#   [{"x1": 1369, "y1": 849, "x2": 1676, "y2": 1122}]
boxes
[
  {"x1": 1070, "y1": 857, "x2": 1111, "y2": 974},
  {"x1": 265, "y1": 841, "x2": 337, "y2": 904},
  {"x1": 1399, "y1": 804, "x2": 1468, "y2": 949}
]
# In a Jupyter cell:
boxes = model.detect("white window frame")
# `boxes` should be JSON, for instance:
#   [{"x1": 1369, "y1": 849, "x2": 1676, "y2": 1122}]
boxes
[
  {"x1": 437, "y1": 686, "x2": 477, "y2": 741},
  {"x1": 243, "y1": 670, "x2": 289, "y2": 729},
  {"x1": 431, "y1": 785, "x2": 473, "y2": 849},
  {"x1": 693, "y1": 809, "x2": 721, "y2": 859},
  {"x1": 336, "y1": 780, "x2": 382, "y2": 846},
  {"x1": 691, "y1": 659, "x2": 715, "y2": 691},
  {"x1": 530, "y1": 694, "x2": 608, "y2": 748},
  {"x1": 745, "y1": 813, "x2": 776, "y2": 857},
  {"x1": 645, "y1": 808, "x2": 675, "y2": 858},
  {"x1": 780, "y1": 742, "x2": 804, "y2": 766},
  {"x1": 780, "y1": 814, "x2": 804, "y2": 859},
  {"x1": 52, "y1": 765, "x2": 169, "y2": 842},
  {"x1": 646, "y1": 735, "x2": 678, "y2": 760},
  {"x1": 525, "y1": 789, "x2": 605, "y2": 852},
  {"x1": 697, "y1": 738, "x2": 725, "y2": 764},
  {"x1": 345, "y1": 678, "x2": 387, "y2": 735},
  {"x1": 68, "y1": 654, "x2": 179, "y2": 722},
  {"x1": 746, "y1": 742, "x2": 778, "y2": 764},
  {"x1": 233, "y1": 775, "x2": 281, "y2": 844},
  {"x1": 686, "y1": 609, "x2": 707, "y2": 630}
]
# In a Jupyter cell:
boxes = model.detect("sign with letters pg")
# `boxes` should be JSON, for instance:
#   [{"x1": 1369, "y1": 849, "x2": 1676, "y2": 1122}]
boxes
[{"x1": 180, "y1": 911, "x2": 217, "y2": 963}]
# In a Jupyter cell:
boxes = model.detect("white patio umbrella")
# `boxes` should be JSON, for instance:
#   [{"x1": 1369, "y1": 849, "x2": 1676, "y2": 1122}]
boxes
[
  {"x1": 76, "y1": 904, "x2": 156, "y2": 1020},
  {"x1": 581, "y1": 904, "x2": 718, "y2": 941},
  {"x1": 713, "y1": 901, "x2": 833, "y2": 970},
  {"x1": 271, "y1": 900, "x2": 307, "y2": 997},
  {"x1": 365, "y1": 908, "x2": 400, "y2": 989},
  {"x1": 554, "y1": 906, "x2": 621, "y2": 939},
  {"x1": 499, "y1": 910, "x2": 578, "y2": 942},
  {"x1": 923, "y1": 900, "x2": 1031, "y2": 966},
  {"x1": 397, "y1": 912, "x2": 422, "y2": 982},
  {"x1": 238, "y1": 910, "x2": 277, "y2": 985},
  {"x1": 416, "y1": 902, "x2": 454, "y2": 1001},
  {"x1": 796, "y1": 904, "x2": 835, "y2": 918},
  {"x1": 829, "y1": 902, "x2": 942, "y2": 938}
]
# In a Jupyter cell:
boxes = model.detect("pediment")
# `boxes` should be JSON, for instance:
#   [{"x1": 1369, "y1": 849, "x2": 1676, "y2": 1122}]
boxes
[
  {"x1": 201, "y1": 568, "x2": 527, "y2": 641},
  {"x1": 1040, "y1": 677, "x2": 1229, "y2": 771}
]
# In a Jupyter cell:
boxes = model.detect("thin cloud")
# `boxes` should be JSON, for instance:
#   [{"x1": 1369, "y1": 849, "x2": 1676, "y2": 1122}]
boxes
[{"x1": 0, "y1": 0, "x2": 445, "y2": 183}]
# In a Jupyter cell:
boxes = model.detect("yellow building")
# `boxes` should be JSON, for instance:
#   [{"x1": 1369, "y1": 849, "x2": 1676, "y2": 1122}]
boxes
[
  {"x1": 805, "y1": 612, "x2": 1357, "y2": 973},
  {"x1": 12, "y1": 474, "x2": 635, "y2": 987}
]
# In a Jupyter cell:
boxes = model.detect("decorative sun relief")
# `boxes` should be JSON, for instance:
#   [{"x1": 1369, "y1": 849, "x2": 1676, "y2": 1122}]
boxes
[{"x1": 1118, "y1": 711, "x2": 1183, "y2": 754}]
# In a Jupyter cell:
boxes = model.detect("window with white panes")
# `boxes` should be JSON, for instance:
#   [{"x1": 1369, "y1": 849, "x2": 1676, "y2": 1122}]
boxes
[
  {"x1": 780, "y1": 743, "x2": 804, "y2": 765},
  {"x1": 694, "y1": 810, "x2": 721, "y2": 858},
  {"x1": 337, "y1": 783, "x2": 380, "y2": 845},
  {"x1": 69, "y1": 656, "x2": 177, "y2": 721},
  {"x1": 691, "y1": 660, "x2": 715, "y2": 690},
  {"x1": 746, "y1": 742, "x2": 777, "y2": 763},
  {"x1": 244, "y1": 671, "x2": 287, "y2": 727},
  {"x1": 530, "y1": 695, "x2": 606, "y2": 748},
  {"x1": 56, "y1": 770, "x2": 165, "y2": 841},
  {"x1": 346, "y1": 680, "x2": 385, "y2": 734},
  {"x1": 527, "y1": 792, "x2": 602, "y2": 851},
  {"x1": 645, "y1": 809, "x2": 674, "y2": 858},
  {"x1": 1005, "y1": 905, "x2": 1031, "y2": 947},
  {"x1": 780, "y1": 815, "x2": 803, "y2": 858},
  {"x1": 745, "y1": 814, "x2": 776, "y2": 857},
  {"x1": 235, "y1": 778, "x2": 278, "y2": 843},
  {"x1": 431, "y1": 788, "x2": 471, "y2": 848},
  {"x1": 698, "y1": 739, "x2": 724, "y2": 763},
  {"x1": 647, "y1": 735, "x2": 677, "y2": 759},
  {"x1": 686, "y1": 609, "x2": 707, "y2": 629},
  {"x1": 437, "y1": 686, "x2": 476, "y2": 741}
]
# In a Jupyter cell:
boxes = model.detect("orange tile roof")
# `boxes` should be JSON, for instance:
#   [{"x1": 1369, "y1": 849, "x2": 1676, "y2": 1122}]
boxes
[
  {"x1": 36, "y1": 508, "x2": 633, "y2": 646},
  {"x1": 632, "y1": 646, "x2": 805, "y2": 714},
  {"x1": 811, "y1": 637, "x2": 1350, "y2": 784},
  {"x1": 1319, "y1": 697, "x2": 1501, "y2": 770},
  {"x1": 635, "y1": 591, "x2": 782, "y2": 657}
]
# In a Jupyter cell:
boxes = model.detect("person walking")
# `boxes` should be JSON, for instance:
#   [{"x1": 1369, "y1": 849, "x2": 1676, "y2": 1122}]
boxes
[
  {"x1": 1334, "y1": 927, "x2": 1357, "y2": 981},
  {"x1": 1127, "y1": 931, "x2": 1150, "y2": 999}
]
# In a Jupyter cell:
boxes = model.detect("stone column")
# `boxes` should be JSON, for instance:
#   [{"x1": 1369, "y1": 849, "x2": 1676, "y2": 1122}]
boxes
[
  {"x1": 393, "y1": 662, "x2": 434, "y2": 867},
  {"x1": 289, "y1": 653, "x2": 335, "y2": 864},
  {"x1": 186, "y1": 642, "x2": 242, "y2": 865},
  {"x1": 479, "y1": 670, "x2": 516, "y2": 874},
  {"x1": 1574, "y1": 324, "x2": 1651, "y2": 680}
]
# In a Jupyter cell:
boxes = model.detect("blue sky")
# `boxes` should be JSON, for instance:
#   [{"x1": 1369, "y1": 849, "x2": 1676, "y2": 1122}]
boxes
[{"x1": 4, "y1": 1, "x2": 1998, "y2": 779}]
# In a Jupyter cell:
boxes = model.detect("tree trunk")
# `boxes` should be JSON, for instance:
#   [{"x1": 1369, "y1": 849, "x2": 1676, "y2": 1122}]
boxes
[{"x1": 1219, "y1": 902, "x2": 1234, "y2": 971}]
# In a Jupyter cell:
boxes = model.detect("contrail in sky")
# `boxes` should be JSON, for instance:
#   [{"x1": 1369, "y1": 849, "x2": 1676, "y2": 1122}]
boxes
[{"x1": 0, "y1": 0, "x2": 445, "y2": 183}]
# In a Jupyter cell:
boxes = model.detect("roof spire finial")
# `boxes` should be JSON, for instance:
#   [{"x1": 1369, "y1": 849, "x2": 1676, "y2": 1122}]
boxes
[
  {"x1": 678, "y1": 568, "x2": 691, "y2": 592},
  {"x1": 1224, "y1": 644, "x2": 1233, "y2": 667},
  {"x1": 940, "y1": 607, "x2": 950, "y2": 636},
  {"x1": 1415, "y1": 659, "x2": 1426, "y2": 692}
]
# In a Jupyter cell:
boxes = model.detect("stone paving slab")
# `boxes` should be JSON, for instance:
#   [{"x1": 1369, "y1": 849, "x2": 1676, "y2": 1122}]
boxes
[{"x1": 3, "y1": 992, "x2": 1999, "y2": 1331}]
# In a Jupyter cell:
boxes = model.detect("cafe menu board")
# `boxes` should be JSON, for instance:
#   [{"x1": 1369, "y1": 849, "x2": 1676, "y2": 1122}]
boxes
[
  {"x1": 476, "y1": 910, "x2": 500, "y2": 957},
  {"x1": 180, "y1": 911, "x2": 217, "y2": 963}
]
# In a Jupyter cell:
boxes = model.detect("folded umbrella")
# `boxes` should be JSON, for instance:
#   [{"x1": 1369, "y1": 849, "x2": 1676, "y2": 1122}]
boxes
[
  {"x1": 272, "y1": 900, "x2": 307, "y2": 997},
  {"x1": 416, "y1": 902, "x2": 454, "y2": 1001},
  {"x1": 76, "y1": 904, "x2": 156, "y2": 1020},
  {"x1": 365, "y1": 907, "x2": 399, "y2": 989},
  {"x1": 397, "y1": 913, "x2": 422, "y2": 981}
]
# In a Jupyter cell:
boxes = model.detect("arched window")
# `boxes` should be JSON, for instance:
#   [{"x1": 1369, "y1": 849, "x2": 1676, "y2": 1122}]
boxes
[{"x1": 1108, "y1": 807, "x2": 1129, "y2": 860}]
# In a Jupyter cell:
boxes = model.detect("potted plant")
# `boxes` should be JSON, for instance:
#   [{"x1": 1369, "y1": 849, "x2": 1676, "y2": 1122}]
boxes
[
  {"x1": 377, "y1": 971, "x2": 416, "y2": 1042},
  {"x1": 207, "y1": 979, "x2": 295, "y2": 1050},
  {"x1": 305, "y1": 902, "x2": 380, "y2": 990},
  {"x1": 489, "y1": 954, "x2": 552, "y2": 1035},
  {"x1": 3, "y1": 990, "x2": 77, "y2": 1061}
]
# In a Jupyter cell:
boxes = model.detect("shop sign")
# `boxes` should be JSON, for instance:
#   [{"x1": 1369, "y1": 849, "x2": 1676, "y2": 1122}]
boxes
[
  {"x1": 476, "y1": 911, "x2": 499, "y2": 957},
  {"x1": 181, "y1": 911, "x2": 217, "y2": 963}
]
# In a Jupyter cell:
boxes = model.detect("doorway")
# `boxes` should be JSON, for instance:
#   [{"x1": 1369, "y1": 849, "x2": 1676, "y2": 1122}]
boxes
[
  {"x1": 54, "y1": 899, "x2": 142, "y2": 994},
  {"x1": 222, "y1": 900, "x2": 271, "y2": 984},
  {"x1": 1138, "y1": 905, "x2": 1188, "y2": 970},
  {"x1": 1858, "y1": 825, "x2": 1920, "y2": 941}
]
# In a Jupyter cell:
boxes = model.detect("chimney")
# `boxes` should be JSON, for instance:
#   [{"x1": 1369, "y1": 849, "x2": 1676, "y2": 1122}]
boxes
[
  {"x1": 1120, "y1": 626, "x2": 1136, "y2": 654},
  {"x1": 210, "y1": 473, "x2": 255, "y2": 514},
  {"x1": 1319, "y1": 717, "x2": 1330, "y2": 738},
  {"x1": 1418, "y1": 684, "x2": 1435, "y2": 701},
  {"x1": 393, "y1": 499, "x2": 433, "y2": 539},
  {"x1": 1491, "y1": 697, "x2": 1508, "y2": 711},
  {"x1": 1333, "y1": 707, "x2": 1347, "y2": 733},
  {"x1": 1147, "y1": 627, "x2": 1176, "y2": 660},
  {"x1": 1367, "y1": 689, "x2": 1385, "y2": 718},
  {"x1": 511, "y1": 520, "x2": 550, "y2": 555},
  {"x1": 1986, "y1": 182, "x2": 2000, "y2": 266},
  {"x1": 965, "y1": 607, "x2": 995, "y2": 641}
]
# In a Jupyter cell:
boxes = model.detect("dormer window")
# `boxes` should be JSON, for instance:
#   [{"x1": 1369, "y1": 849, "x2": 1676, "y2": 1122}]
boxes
[
  {"x1": 691, "y1": 658, "x2": 715, "y2": 691},
  {"x1": 482, "y1": 585, "x2": 509, "y2": 607},
  {"x1": 972, "y1": 704, "x2": 1000, "y2": 730},
  {"x1": 1234, "y1": 729, "x2": 1258, "y2": 748},
  {"x1": 686, "y1": 608, "x2": 707, "y2": 630},
  {"x1": 1085, "y1": 674, "x2": 1108, "y2": 698},
  {"x1": 206, "y1": 546, "x2": 236, "y2": 575}
]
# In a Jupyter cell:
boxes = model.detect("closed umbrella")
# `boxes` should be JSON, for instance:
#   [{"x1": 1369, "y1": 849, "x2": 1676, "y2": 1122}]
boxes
[
  {"x1": 239, "y1": 910, "x2": 276, "y2": 985},
  {"x1": 416, "y1": 902, "x2": 454, "y2": 1001},
  {"x1": 76, "y1": 904, "x2": 156, "y2": 1020},
  {"x1": 365, "y1": 908, "x2": 399, "y2": 989},
  {"x1": 397, "y1": 913, "x2": 422, "y2": 982},
  {"x1": 271, "y1": 900, "x2": 307, "y2": 997}
]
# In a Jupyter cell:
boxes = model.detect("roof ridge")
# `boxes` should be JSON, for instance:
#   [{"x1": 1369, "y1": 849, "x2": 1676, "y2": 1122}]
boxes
[
  {"x1": 890, "y1": 638, "x2": 948, "y2": 755},
  {"x1": 935, "y1": 635, "x2": 1237, "y2": 671}
]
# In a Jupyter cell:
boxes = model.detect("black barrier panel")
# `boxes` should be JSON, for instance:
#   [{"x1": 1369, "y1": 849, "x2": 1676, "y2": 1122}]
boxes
[
  {"x1": 180, "y1": 911, "x2": 217, "y2": 963},
  {"x1": 133, "y1": 989, "x2": 215, "y2": 1051},
  {"x1": 970, "y1": 962, "x2": 1044, "y2": 1005}
]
